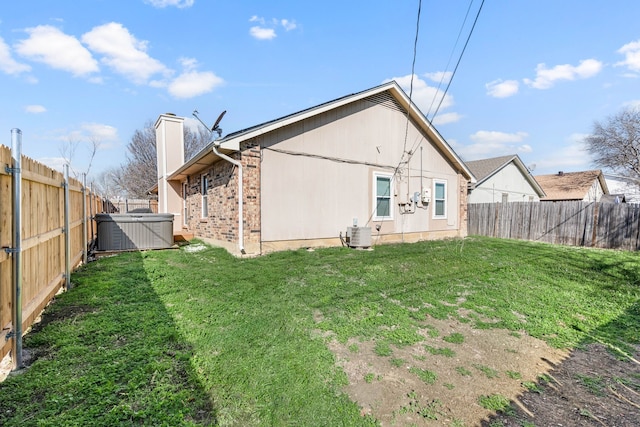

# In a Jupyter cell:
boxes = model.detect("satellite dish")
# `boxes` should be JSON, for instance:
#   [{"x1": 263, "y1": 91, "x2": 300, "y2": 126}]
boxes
[{"x1": 212, "y1": 110, "x2": 226, "y2": 132}]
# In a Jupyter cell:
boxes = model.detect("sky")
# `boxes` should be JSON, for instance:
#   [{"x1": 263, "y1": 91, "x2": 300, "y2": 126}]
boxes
[{"x1": 1, "y1": 0, "x2": 639, "y2": 186}]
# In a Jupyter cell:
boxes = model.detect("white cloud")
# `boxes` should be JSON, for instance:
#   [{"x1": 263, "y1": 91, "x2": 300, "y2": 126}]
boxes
[
  {"x1": 82, "y1": 22, "x2": 169, "y2": 84},
  {"x1": 37, "y1": 156, "x2": 68, "y2": 173},
  {"x1": 534, "y1": 134, "x2": 590, "y2": 172},
  {"x1": 249, "y1": 16, "x2": 298, "y2": 40},
  {"x1": 15, "y1": 25, "x2": 99, "y2": 77},
  {"x1": 457, "y1": 130, "x2": 530, "y2": 160},
  {"x1": 168, "y1": 71, "x2": 223, "y2": 98},
  {"x1": 250, "y1": 26, "x2": 277, "y2": 40},
  {"x1": 281, "y1": 19, "x2": 297, "y2": 31},
  {"x1": 432, "y1": 112, "x2": 462, "y2": 126},
  {"x1": 424, "y1": 71, "x2": 452, "y2": 84},
  {"x1": 0, "y1": 37, "x2": 31, "y2": 75},
  {"x1": 81, "y1": 123, "x2": 118, "y2": 141},
  {"x1": 486, "y1": 79, "x2": 519, "y2": 98},
  {"x1": 470, "y1": 130, "x2": 529, "y2": 144},
  {"x1": 623, "y1": 99, "x2": 640, "y2": 109},
  {"x1": 385, "y1": 74, "x2": 457, "y2": 121},
  {"x1": 168, "y1": 58, "x2": 224, "y2": 98},
  {"x1": 144, "y1": 0, "x2": 194, "y2": 8},
  {"x1": 523, "y1": 59, "x2": 603, "y2": 89},
  {"x1": 25, "y1": 105, "x2": 46, "y2": 113},
  {"x1": 616, "y1": 39, "x2": 640, "y2": 73}
]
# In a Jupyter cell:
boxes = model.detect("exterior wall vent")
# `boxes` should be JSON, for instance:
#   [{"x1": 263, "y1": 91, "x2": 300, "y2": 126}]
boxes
[{"x1": 346, "y1": 226, "x2": 372, "y2": 248}]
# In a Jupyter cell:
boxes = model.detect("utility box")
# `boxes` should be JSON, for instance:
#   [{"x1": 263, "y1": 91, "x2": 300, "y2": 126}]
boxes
[
  {"x1": 96, "y1": 213, "x2": 174, "y2": 251},
  {"x1": 346, "y1": 226, "x2": 372, "y2": 249}
]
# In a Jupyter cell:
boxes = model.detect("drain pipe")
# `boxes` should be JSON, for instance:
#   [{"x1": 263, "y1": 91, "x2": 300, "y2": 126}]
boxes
[{"x1": 212, "y1": 144, "x2": 245, "y2": 255}]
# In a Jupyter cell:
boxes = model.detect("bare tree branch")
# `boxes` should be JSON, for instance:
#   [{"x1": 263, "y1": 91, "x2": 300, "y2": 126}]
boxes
[{"x1": 585, "y1": 107, "x2": 640, "y2": 180}]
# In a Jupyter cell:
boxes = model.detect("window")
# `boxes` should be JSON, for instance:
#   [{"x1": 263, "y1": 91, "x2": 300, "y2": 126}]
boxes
[
  {"x1": 182, "y1": 182, "x2": 188, "y2": 226},
  {"x1": 433, "y1": 180, "x2": 446, "y2": 218},
  {"x1": 502, "y1": 193, "x2": 509, "y2": 204},
  {"x1": 201, "y1": 174, "x2": 209, "y2": 218},
  {"x1": 374, "y1": 173, "x2": 393, "y2": 220}
]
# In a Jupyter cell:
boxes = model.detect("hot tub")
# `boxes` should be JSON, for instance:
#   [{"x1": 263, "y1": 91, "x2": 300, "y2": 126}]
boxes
[{"x1": 95, "y1": 213, "x2": 174, "y2": 251}]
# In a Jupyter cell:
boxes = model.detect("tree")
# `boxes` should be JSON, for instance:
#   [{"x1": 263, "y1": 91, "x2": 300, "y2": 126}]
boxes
[
  {"x1": 60, "y1": 135, "x2": 101, "y2": 179},
  {"x1": 584, "y1": 107, "x2": 640, "y2": 180},
  {"x1": 115, "y1": 120, "x2": 211, "y2": 198}
]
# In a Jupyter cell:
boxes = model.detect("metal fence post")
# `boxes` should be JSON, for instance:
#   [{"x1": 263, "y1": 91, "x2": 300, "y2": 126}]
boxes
[
  {"x1": 64, "y1": 164, "x2": 71, "y2": 290},
  {"x1": 82, "y1": 173, "x2": 87, "y2": 264},
  {"x1": 10, "y1": 128, "x2": 23, "y2": 370}
]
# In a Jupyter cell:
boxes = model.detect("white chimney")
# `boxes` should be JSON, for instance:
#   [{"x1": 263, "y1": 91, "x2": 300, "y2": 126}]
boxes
[{"x1": 155, "y1": 113, "x2": 184, "y2": 230}]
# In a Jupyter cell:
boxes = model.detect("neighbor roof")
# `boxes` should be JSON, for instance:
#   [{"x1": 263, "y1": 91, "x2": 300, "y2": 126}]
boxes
[
  {"x1": 167, "y1": 81, "x2": 475, "y2": 183},
  {"x1": 535, "y1": 170, "x2": 609, "y2": 201},
  {"x1": 465, "y1": 154, "x2": 545, "y2": 197}
]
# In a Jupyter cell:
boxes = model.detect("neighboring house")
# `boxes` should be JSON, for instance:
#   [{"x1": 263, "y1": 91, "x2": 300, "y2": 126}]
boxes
[
  {"x1": 155, "y1": 81, "x2": 475, "y2": 255},
  {"x1": 535, "y1": 170, "x2": 609, "y2": 202},
  {"x1": 465, "y1": 154, "x2": 545, "y2": 203},
  {"x1": 604, "y1": 173, "x2": 640, "y2": 203}
]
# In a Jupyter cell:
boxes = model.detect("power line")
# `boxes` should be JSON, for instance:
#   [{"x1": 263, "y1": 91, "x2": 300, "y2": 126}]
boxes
[
  {"x1": 425, "y1": 0, "x2": 476, "y2": 119},
  {"x1": 431, "y1": 0, "x2": 485, "y2": 121}
]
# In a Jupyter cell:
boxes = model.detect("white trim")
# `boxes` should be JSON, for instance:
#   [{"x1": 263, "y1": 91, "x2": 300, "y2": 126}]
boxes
[
  {"x1": 182, "y1": 181, "x2": 188, "y2": 226},
  {"x1": 433, "y1": 179, "x2": 447, "y2": 219},
  {"x1": 373, "y1": 172, "x2": 394, "y2": 221},
  {"x1": 201, "y1": 173, "x2": 209, "y2": 218}
]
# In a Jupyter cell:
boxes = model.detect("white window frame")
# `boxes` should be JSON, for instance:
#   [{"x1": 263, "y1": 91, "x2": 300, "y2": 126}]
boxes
[
  {"x1": 373, "y1": 172, "x2": 394, "y2": 221},
  {"x1": 182, "y1": 181, "x2": 188, "y2": 226},
  {"x1": 433, "y1": 179, "x2": 447, "y2": 219},
  {"x1": 201, "y1": 174, "x2": 209, "y2": 218}
]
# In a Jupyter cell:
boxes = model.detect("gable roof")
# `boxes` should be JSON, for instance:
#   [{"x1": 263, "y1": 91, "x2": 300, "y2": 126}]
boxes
[
  {"x1": 465, "y1": 154, "x2": 545, "y2": 197},
  {"x1": 168, "y1": 81, "x2": 475, "y2": 183},
  {"x1": 534, "y1": 170, "x2": 609, "y2": 201}
]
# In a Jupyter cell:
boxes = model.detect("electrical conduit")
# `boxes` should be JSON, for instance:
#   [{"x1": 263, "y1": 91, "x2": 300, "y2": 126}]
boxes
[{"x1": 212, "y1": 145, "x2": 245, "y2": 254}]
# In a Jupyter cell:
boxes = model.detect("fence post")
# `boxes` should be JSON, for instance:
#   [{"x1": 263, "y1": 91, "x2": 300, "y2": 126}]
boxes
[
  {"x1": 89, "y1": 183, "x2": 95, "y2": 250},
  {"x1": 82, "y1": 173, "x2": 87, "y2": 264},
  {"x1": 63, "y1": 164, "x2": 71, "y2": 290},
  {"x1": 9, "y1": 129, "x2": 24, "y2": 370}
]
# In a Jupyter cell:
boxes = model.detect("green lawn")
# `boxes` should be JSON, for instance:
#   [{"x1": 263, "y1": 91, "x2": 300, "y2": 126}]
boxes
[{"x1": 0, "y1": 236, "x2": 638, "y2": 426}]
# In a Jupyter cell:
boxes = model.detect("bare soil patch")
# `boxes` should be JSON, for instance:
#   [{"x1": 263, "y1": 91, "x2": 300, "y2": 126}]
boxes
[{"x1": 328, "y1": 315, "x2": 640, "y2": 426}]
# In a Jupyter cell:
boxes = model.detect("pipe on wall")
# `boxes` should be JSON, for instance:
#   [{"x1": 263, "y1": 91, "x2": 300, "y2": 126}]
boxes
[{"x1": 212, "y1": 145, "x2": 245, "y2": 255}]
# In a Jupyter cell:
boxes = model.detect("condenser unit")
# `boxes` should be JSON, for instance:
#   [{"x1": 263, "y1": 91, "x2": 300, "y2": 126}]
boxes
[{"x1": 346, "y1": 226, "x2": 371, "y2": 249}]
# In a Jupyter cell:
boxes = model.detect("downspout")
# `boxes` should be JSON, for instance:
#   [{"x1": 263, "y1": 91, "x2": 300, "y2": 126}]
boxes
[{"x1": 212, "y1": 144, "x2": 245, "y2": 255}]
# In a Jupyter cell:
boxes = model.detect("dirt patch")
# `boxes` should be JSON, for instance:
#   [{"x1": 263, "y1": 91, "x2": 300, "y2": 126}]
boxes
[
  {"x1": 328, "y1": 315, "x2": 640, "y2": 426},
  {"x1": 484, "y1": 343, "x2": 640, "y2": 427}
]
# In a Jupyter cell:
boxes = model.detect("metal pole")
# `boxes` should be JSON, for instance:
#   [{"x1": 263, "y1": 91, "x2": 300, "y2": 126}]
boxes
[
  {"x1": 64, "y1": 164, "x2": 71, "y2": 289},
  {"x1": 10, "y1": 128, "x2": 23, "y2": 370},
  {"x1": 82, "y1": 173, "x2": 87, "y2": 264},
  {"x1": 89, "y1": 183, "x2": 94, "y2": 250}
]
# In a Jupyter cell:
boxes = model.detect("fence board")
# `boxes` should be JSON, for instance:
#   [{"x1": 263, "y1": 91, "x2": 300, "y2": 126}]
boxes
[
  {"x1": 469, "y1": 201, "x2": 640, "y2": 250},
  {"x1": 0, "y1": 144, "x2": 105, "y2": 362}
]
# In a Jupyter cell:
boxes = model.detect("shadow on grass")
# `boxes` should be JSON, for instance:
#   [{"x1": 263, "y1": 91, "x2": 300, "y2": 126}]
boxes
[
  {"x1": 0, "y1": 251, "x2": 215, "y2": 426},
  {"x1": 479, "y1": 242, "x2": 640, "y2": 427}
]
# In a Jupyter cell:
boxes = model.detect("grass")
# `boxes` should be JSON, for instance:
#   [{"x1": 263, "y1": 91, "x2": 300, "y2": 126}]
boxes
[{"x1": 0, "y1": 236, "x2": 638, "y2": 425}]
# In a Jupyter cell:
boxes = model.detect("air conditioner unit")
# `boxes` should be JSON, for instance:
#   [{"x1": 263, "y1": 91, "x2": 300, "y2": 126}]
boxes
[{"x1": 346, "y1": 226, "x2": 371, "y2": 248}]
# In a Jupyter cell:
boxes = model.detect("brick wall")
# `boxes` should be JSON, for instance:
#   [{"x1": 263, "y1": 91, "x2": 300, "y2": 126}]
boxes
[
  {"x1": 458, "y1": 172, "x2": 469, "y2": 236},
  {"x1": 183, "y1": 139, "x2": 262, "y2": 247}
]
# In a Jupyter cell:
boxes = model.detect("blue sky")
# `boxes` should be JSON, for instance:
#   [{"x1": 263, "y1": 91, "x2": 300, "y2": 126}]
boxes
[{"x1": 1, "y1": 0, "x2": 639, "y2": 184}]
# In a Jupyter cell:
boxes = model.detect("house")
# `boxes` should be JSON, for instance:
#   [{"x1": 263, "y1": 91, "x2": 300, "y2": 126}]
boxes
[
  {"x1": 534, "y1": 170, "x2": 609, "y2": 202},
  {"x1": 155, "y1": 81, "x2": 475, "y2": 255},
  {"x1": 604, "y1": 173, "x2": 640, "y2": 203},
  {"x1": 465, "y1": 154, "x2": 545, "y2": 203}
]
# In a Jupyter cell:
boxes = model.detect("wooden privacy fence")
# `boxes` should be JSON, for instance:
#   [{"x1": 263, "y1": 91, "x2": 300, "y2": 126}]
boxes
[
  {"x1": 107, "y1": 198, "x2": 158, "y2": 213},
  {"x1": 468, "y1": 201, "x2": 640, "y2": 250},
  {"x1": 0, "y1": 142, "x2": 104, "y2": 365}
]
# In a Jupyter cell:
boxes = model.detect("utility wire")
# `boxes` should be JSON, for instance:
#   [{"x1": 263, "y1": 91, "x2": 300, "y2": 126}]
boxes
[
  {"x1": 431, "y1": 0, "x2": 485, "y2": 121},
  {"x1": 425, "y1": 0, "x2": 476, "y2": 119},
  {"x1": 367, "y1": 0, "x2": 423, "y2": 229}
]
